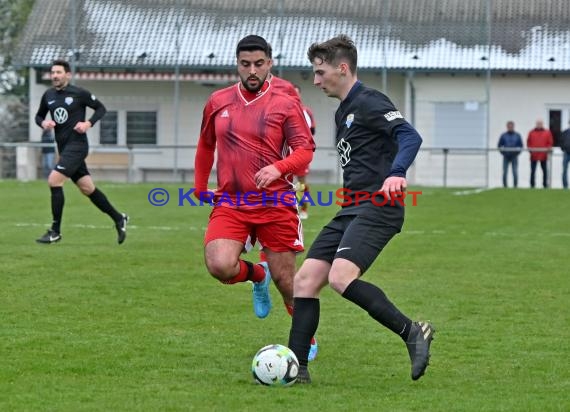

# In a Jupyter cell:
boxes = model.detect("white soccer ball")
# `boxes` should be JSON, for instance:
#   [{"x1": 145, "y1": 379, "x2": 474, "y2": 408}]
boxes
[{"x1": 251, "y1": 344, "x2": 299, "y2": 386}]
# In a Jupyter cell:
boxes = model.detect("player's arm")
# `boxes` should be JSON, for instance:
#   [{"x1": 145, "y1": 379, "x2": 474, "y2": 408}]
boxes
[
  {"x1": 381, "y1": 123, "x2": 422, "y2": 192},
  {"x1": 35, "y1": 94, "x2": 54, "y2": 129},
  {"x1": 84, "y1": 89, "x2": 107, "y2": 125},
  {"x1": 194, "y1": 99, "x2": 217, "y2": 199},
  {"x1": 75, "y1": 89, "x2": 107, "y2": 133},
  {"x1": 368, "y1": 96, "x2": 422, "y2": 193}
]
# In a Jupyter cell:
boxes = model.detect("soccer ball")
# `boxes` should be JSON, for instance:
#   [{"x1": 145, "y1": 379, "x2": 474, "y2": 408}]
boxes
[{"x1": 251, "y1": 344, "x2": 299, "y2": 386}]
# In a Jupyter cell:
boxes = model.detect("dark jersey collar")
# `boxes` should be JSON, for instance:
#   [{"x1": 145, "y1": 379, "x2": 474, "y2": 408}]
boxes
[{"x1": 340, "y1": 80, "x2": 363, "y2": 108}]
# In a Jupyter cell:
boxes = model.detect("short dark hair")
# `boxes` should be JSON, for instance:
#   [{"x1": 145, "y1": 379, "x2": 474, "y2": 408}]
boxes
[
  {"x1": 307, "y1": 34, "x2": 357, "y2": 74},
  {"x1": 51, "y1": 59, "x2": 71, "y2": 73},
  {"x1": 236, "y1": 34, "x2": 272, "y2": 58}
]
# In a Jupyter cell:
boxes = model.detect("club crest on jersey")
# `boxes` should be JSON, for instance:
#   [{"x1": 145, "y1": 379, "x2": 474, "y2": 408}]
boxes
[
  {"x1": 345, "y1": 113, "x2": 354, "y2": 128},
  {"x1": 91, "y1": 94, "x2": 97, "y2": 101},
  {"x1": 65, "y1": 97, "x2": 74, "y2": 105}
]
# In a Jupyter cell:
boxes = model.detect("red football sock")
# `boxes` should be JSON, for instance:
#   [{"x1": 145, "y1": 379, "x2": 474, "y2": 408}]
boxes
[
  {"x1": 222, "y1": 260, "x2": 266, "y2": 284},
  {"x1": 259, "y1": 250, "x2": 267, "y2": 262}
]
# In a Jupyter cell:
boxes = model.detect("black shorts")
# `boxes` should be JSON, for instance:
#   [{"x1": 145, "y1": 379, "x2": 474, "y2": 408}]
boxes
[
  {"x1": 55, "y1": 145, "x2": 90, "y2": 183},
  {"x1": 306, "y1": 205, "x2": 404, "y2": 274}
]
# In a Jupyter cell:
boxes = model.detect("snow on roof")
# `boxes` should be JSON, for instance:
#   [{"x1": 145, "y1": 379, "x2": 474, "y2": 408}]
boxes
[{"x1": 15, "y1": 0, "x2": 570, "y2": 72}]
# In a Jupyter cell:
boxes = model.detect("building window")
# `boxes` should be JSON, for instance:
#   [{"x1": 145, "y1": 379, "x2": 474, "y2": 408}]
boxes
[
  {"x1": 126, "y1": 111, "x2": 157, "y2": 145},
  {"x1": 433, "y1": 102, "x2": 486, "y2": 149},
  {"x1": 100, "y1": 111, "x2": 118, "y2": 144}
]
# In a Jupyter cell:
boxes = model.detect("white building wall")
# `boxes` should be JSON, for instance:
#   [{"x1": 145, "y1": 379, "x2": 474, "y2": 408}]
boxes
[{"x1": 26, "y1": 69, "x2": 570, "y2": 188}]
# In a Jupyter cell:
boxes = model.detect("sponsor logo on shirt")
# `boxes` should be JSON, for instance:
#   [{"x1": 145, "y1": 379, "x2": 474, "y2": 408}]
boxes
[
  {"x1": 384, "y1": 111, "x2": 403, "y2": 121},
  {"x1": 53, "y1": 107, "x2": 69, "y2": 124},
  {"x1": 337, "y1": 138, "x2": 352, "y2": 167}
]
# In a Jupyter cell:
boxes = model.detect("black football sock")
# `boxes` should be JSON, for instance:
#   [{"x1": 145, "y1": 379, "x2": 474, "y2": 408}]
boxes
[
  {"x1": 288, "y1": 297, "x2": 320, "y2": 368},
  {"x1": 50, "y1": 186, "x2": 64, "y2": 233},
  {"x1": 342, "y1": 279, "x2": 412, "y2": 341},
  {"x1": 88, "y1": 188, "x2": 123, "y2": 222}
]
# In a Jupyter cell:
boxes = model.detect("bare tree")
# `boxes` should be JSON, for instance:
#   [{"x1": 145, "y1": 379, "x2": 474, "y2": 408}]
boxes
[{"x1": 0, "y1": 0, "x2": 35, "y2": 94}]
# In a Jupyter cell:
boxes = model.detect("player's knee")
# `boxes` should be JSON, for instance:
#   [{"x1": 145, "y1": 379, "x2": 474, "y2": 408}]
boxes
[
  {"x1": 328, "y1": 270, "x2": 356, "y2": 295},
  {"x1": 79, "y1": 186, "x2": 93, "y2": 196},
  {"x1": 204, "y1": 257, "x2": 235, "y2": 280},
  {"x1": 293, "y1": 270, "x2": 319, "y2": 295}
]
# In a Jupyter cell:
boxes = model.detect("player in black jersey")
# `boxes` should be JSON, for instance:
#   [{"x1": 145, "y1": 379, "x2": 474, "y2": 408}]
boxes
[
  {"x1": 288, "y1": 35, "x2": 434, "y2": 383},
  {"x1": 35, "y1": 60, "x2": 128, "y2": 245}
]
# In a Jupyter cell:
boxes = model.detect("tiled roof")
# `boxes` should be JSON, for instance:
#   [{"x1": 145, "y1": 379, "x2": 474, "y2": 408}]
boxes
[{"x1": 14, "y1": 0, "x2": 570, "y2": 72}]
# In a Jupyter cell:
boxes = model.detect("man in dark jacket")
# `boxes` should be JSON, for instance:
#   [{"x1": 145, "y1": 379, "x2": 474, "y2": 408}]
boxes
[
  {"x1": 561, "y1": 121, "x2": 570, "y2": 189},
  {"x1": 497, "y1": 121, "x2": 523, "y2": 188}
]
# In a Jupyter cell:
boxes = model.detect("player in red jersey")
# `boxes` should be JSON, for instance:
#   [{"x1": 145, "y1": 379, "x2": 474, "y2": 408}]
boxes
[{"x1": 194, "y1": 35, "x2": 315, "y2": 321}]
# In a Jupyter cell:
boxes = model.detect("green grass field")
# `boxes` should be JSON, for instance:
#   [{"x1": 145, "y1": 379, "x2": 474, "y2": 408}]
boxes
[{"x1": 1, "y1": 180, "x2": 568, "y2": 411}]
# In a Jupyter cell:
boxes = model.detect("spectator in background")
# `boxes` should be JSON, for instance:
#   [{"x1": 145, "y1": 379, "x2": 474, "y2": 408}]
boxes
[
  {"x1": 497, "y1": 121, "x2": 523, "y2": 188},
  {"x1": 560, "y1": 121, "x2": 570, "y2": 189},
  {"x1": 527, "y1": 119, "x2": 553, "y2": 188},
  {"x1": 41, "y1": 128, "x2": 56, "y2": 179}
]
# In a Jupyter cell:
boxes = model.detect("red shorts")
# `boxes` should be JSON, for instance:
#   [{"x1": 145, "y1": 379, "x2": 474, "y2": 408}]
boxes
[{"x1": 204, "y1": 206, "x2": 304, "y2": 253}]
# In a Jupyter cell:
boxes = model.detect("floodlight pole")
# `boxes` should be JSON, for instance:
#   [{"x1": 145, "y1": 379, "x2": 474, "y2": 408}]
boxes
[
  {"x1": 277, "y1": 0, "x2": 284, "y2": 77},
  {"x1": 173, "y1": 3, "x2": 181, "y2": 182},
  {"x1": 70, "y1": 0, "x2": 77, "y2": 84},
  {"x1": 484, "y1": 0, "x2": 492, "y2": 188},
  {"x1": 381, "y1": 0, "x2": 391, "y2": 93}
]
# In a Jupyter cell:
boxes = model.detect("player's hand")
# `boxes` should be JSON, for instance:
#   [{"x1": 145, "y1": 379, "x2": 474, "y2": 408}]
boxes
[
  {"x1": 193, "y1": 188, "x2": 216, "y2": 204},
  {"x1": 254, "y1": 165, "x2": 281, "y2": 189},
  {"x1": 379, "y1": 176, "x2": 407, "y2": 198},
  {"x1": 73, "y1": 121, "x2": 92, "y2": 134},
  {"x1": 42, "y1": 120, "x2": 56, "y2": 129}
]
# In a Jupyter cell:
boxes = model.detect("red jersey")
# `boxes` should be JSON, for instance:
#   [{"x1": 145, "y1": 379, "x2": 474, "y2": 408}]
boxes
[
  {"x1": 302, "y1": 105, "x2": 316, "y2": 136},
  {"x1": 196, "y1": 82, "x2": 315, "y2": 207},
  {"x1": 268, "y1": 75, "x2": 300, "y2": 101}
]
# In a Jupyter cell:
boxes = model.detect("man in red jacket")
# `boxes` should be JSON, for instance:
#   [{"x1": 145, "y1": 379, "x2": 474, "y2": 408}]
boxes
[{"x1": 527, "y1": 119, "x2": 553, "y2": 188}]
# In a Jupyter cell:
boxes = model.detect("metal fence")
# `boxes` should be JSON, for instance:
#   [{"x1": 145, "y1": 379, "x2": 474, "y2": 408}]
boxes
[{"x1": 1, "y1": 142, "x2": 567, "y2": 189}]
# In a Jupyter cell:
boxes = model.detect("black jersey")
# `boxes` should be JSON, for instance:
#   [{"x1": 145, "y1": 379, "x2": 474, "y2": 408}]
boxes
[
  {"x1": 335, "y1": 82, "x2": 408, "y2": 214},
  {"x1": 35, "y1": 85, "x2": 106, "y2": 151}
]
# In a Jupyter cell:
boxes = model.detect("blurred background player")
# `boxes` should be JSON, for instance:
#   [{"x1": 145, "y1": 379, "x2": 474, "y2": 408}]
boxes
[{"x1": 35, "y1": 59, "x2": 128, "y2": 245}]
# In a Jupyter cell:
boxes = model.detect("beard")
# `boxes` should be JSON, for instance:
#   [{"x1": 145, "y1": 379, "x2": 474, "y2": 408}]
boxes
[{"x1": 241, "y1": 75, "x2": 266, "y2": 93}]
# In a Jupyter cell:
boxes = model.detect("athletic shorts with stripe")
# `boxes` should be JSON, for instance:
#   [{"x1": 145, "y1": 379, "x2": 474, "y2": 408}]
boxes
[
  {"x1": 204, "y1": 206, "x2": 304, "y2": 253},
  {"x1": 306, "y1": 204, "x2": 404, "y2": 274},
  {"x1": 54, "y1": 144, "x2": 90, "y2": 183}
]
